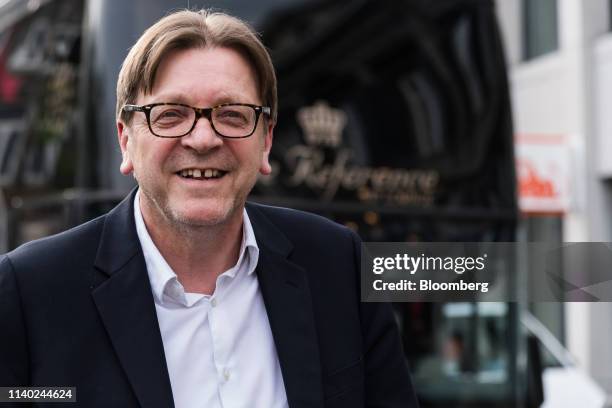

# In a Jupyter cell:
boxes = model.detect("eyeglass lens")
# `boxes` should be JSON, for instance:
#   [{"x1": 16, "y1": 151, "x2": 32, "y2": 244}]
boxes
[{"x1": 149, "y1": 104, "x2": 257, "y2": 137}]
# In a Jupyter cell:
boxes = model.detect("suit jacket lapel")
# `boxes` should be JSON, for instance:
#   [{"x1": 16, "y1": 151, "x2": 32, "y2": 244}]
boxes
[
  {"x1": 247, "y1": 203, "x2": 325, "y2": 408},
  {"x1": 92, "y1": 190, "x2": 174, "y2": 408}
]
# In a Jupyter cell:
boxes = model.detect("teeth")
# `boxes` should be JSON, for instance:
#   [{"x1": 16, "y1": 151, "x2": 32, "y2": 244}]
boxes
[{"x1": 179, "y1": 168, "x2": 223, "y2": 179}]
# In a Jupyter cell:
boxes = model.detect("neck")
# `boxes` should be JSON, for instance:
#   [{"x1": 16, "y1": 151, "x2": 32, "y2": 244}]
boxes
[{"x1": 139, "y1": 196, "x2": 243, "y2": 295}]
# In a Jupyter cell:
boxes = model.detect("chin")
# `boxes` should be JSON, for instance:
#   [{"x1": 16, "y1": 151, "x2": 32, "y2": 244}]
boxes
[{"x1": 168, "y1": 200, "x2": 239, "y2": 228}]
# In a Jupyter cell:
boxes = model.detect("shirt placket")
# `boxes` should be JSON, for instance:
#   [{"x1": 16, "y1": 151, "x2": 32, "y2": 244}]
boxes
[{"x1": 208, "y1": 278, "x2": 234, "y2": 407}]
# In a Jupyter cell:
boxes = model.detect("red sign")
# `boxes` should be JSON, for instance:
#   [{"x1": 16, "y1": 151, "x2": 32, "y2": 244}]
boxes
[{"x1": 515, "y1": 134, "x2": 571, "y2": 215}]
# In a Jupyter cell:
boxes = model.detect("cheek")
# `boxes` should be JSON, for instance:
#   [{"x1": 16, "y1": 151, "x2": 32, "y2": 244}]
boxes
[
  {"x1": 230, "y1": 140, "x2": 264, "y2": 165},
  {"x1": 245, "y1": 145, "x2": 266, "y2": 170},
  {"x1": 131, "y1": 139, "x2": 175, "y2": 175},
  {"x1": 148, "y1": 138, "x2": 177, "y2": 158}
]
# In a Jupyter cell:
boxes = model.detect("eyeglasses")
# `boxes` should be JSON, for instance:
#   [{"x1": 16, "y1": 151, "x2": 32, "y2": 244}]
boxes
[{"x1": 122, "y1": 102, "x2": 271, "y2": 139}]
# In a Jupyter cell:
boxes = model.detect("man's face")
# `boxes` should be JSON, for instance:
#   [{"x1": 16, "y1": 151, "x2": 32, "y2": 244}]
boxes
[{"x1": 117, "y1": 47, "x2": 273, "y2": 229}]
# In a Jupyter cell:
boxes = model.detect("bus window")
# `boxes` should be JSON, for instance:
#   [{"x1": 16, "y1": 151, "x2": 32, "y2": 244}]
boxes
[{"x1": 398, "y1": 302, "x2": 514, "y2": 407}]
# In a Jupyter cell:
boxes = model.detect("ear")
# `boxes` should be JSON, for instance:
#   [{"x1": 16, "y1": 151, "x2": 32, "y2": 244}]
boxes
[
  {"x1": 259, "y1": 120, "x2": 274, "y2": 175},
  {"x1": 117, "y1": 121, "x2": 134, "y2": 175}
]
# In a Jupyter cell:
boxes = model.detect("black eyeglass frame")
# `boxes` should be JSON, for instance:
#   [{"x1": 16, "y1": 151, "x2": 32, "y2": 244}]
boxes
[{"x1": 122, "y1": 102, "x2": 271, "y2": 139}]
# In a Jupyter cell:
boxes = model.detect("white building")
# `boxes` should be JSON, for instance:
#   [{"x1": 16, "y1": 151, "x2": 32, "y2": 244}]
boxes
[{"x1": 495, "y1": 0, "x2": 612, "y2": 398}]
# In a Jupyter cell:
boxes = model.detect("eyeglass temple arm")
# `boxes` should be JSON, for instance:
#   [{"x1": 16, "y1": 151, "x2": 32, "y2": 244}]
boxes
[{"x1": 123, "y1": 104, "x2": 145, "y2": 112}]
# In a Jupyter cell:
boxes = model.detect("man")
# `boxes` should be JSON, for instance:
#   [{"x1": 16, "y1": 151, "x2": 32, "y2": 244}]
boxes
[{"x1": 0, "y1": 9, "x2": 418, "y2": 408}]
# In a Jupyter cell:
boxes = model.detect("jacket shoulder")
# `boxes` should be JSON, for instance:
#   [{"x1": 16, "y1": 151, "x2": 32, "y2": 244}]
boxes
[{"x1": 3, "y1": 215, "x2": 106, "y2": 273}]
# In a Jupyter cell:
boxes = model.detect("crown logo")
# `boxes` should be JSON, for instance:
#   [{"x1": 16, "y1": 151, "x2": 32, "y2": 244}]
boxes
[{"x1": 296, "y1": 101, "x2": 346, "y2": 148}]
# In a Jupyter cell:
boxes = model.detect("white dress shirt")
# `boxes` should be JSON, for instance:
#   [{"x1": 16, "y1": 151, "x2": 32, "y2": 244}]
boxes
[{"x1": 134, "y1": 191, "x2": 288, "y2": 408}]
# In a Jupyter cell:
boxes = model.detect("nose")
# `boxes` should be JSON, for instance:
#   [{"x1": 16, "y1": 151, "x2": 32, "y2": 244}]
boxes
[{"x1": 179, "y1": 115, "x2": 223, "y2": 152}]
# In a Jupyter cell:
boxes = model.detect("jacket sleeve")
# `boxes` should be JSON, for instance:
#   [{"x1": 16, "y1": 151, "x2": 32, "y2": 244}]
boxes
[
  {"x1": 0, "y1": 255, "x2": 31, "y2": 394},
  {"x1": 350, "y1": 232, "x2": 420, "y2": 408}
]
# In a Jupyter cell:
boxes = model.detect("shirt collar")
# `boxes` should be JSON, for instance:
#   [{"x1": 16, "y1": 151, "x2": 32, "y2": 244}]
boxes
[{"x1": 133, "y1": 190, "x2": 259, "y2": 306}]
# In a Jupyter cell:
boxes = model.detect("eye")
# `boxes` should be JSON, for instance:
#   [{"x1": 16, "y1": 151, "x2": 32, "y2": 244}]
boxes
[
  {"x1": 150, "y1": 105, "x2": 191, "y2": 126},
  {"x1": 214, "y1": 106, "x2": 253, "y2": 127},
  {"x1": 160, "y1": 110, "x2": 182, "y2": 119},
  {"x1": 218, "y1": 109, "x2": 246, "y2": 120}
]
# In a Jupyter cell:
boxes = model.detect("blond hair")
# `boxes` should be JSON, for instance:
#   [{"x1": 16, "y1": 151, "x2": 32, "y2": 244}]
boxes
[{"x1": 116, "y1": 9, "x2": 277, "y2": 124}]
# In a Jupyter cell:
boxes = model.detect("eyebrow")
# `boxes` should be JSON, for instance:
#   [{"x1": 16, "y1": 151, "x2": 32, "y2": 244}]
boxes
[{"x1": 149, "y1": 91, "x2": 253, "y2": 106}]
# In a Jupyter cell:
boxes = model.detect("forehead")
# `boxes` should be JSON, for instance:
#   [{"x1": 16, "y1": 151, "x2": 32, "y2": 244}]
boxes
[{"x1": 141, "y1": 46, "x2": 260, "y2": 105}]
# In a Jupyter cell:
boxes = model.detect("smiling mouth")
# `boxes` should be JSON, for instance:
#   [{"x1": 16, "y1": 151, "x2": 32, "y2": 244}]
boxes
[{"x1": 177, "y1": 168, "x2": 227, "y2": 180}]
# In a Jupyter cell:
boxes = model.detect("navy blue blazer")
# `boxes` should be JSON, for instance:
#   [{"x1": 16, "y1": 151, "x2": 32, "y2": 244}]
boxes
[{"x1": 0, "y1": 190, "x2": 418, "y2": 407}]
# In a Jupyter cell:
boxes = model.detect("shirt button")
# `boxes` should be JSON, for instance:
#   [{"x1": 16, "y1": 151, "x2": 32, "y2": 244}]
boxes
[
  {"x1": 168, "y1": 283, "x2": 181, "y2": 299},
  {"x1": 211, "y1": 298, "x2": 217, "y2": 308},
  {"x1": 223, "y1": 368, "x2": 230, "y2": 381}
]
